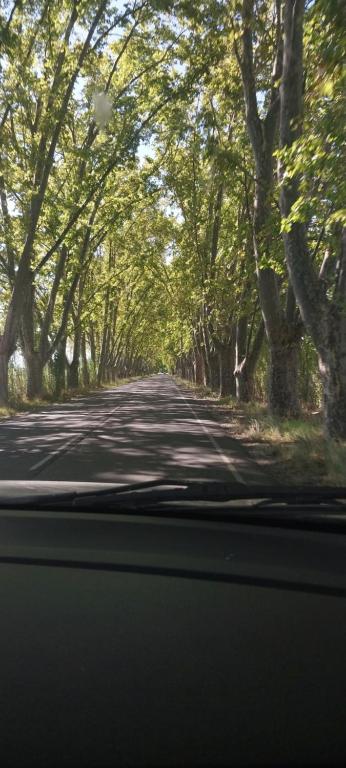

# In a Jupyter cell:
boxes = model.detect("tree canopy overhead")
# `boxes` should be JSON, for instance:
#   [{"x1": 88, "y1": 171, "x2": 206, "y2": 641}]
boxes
[{"x1": 0, "y1": 0, "x2": 345, "y2": 438}]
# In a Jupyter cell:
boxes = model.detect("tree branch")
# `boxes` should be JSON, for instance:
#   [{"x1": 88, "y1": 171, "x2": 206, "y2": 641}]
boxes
[
  {"x1": 34, "y1": 92, "x2": 175, "y2": 273},
  {"x1": 239, "y1": 0, "x2": 263, "y2": 155}
]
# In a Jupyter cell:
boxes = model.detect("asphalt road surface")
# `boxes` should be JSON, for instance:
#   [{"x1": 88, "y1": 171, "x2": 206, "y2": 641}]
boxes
[{"x1": 0, "y1": 375, "x2": 266, "y2": 486}]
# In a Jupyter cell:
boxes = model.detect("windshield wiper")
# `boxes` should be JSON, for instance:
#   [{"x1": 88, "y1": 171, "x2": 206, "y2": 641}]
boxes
[
  {"x1": 1, "y1": 481, "x2": 346, "y2": 514},
  {"x1": 0, "y1": 480, "x2": 186, "y2": 509}
]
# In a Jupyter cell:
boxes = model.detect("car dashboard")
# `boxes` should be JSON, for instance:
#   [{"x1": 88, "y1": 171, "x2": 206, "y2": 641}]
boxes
[{"x1": 0, "y1": 506, "x2": 346, "y2": 767}]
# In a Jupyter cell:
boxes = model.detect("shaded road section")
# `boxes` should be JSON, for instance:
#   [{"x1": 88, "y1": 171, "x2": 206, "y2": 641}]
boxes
[{"x1": 0, "y1": 375, "x2": 266, "y2": 485}]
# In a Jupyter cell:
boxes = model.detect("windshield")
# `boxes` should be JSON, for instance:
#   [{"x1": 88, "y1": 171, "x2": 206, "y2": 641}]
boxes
[{"x1": 0, "y1": 0, "x2": 345, "y2": 501}]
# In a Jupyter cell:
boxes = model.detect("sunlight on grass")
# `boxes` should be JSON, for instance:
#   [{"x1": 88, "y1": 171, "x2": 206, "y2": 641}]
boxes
[
  {"x1": 242, "y1": 415, "x2": 346, "y2": 486},
  {"x1": 0, "y1": 406, "x2": 14, "y2": 419},
  {"x1": 245, "y1": 416, "x2": 320, "y2": 443},
  {"x1": 175, "y1": 377, "x2": 214, "y2": 399},
  {"x1": 237, "y1": 413, "x2": 346, "y2": 486}
]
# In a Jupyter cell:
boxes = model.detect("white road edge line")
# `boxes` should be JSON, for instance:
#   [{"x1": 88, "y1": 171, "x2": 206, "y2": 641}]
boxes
[
  {"x1": 172, "y1": 380, "x2": 245, "y2": 485},
  {"x1": 30, "y1": 433, "x2": 84, "y2": 473}
]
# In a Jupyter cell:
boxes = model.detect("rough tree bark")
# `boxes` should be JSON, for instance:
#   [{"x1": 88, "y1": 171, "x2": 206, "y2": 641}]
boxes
[
  {"x1": 205, "y1": 350, "x2": 219, "y2": 391},
  {"x1": 218, "y1": 327, "x2": 236, "y2": 397},
  {"x1": 26, "y1": 352, "x2": 45, "y2": 401},
  {"x1": 81, "y1": 333, "x2": 90, "y2": 387},
  {"x1": 235, "y1": 316, "x2": 265, "y2": 401},
  {"x1": 201, "y1": 328, "x2": 219, "y2": 390},
  {"x1": 0, "y1": 340, "x2": 10, "y2": 406},
  {"x1": 89, "y1": 324, "x2": 97, "y2": 371},
  {"x1": 67, "y1": 323, "x2": 81, "y2": 389},
  {"x1": 193, "y1": 330, "x2": 206, "y2": 385},
  {"x1": 66, "y1": 270, "x2": 90, "y2": 391},
  {"x1": 98, "y1": 274, "x2": 111, "y2": 384},
  {"x1": 53, "y1": 339, "x2": 67, "y2": 397},
  {"x1": 193, "y1": 347, "x2": 206, "y2": 385}
]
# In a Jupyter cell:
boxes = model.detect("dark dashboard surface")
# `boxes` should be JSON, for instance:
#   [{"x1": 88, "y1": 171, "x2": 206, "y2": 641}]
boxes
[{"x1": 1, "y1": 508, "x2": 346, "y2": 767}]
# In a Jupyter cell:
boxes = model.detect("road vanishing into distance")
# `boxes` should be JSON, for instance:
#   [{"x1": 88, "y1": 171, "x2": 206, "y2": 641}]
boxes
[{"x1": 0, "y1": 375, "x2": 266, "y2": 487}]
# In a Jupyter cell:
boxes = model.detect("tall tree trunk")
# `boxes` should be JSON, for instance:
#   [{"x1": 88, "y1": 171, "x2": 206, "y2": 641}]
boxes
[
  {"x1": 98, "y1": 335, "x2": 108, "y2": 384},
  {"x1": 67, "y1": 327, "x2": 81, "y2": 389},
  {"x1": 67, "y1": 360, "x2": 79, "y2": 389},
  {"x1": 187, "y1": 350, "x2": 194, "y2": 381},
  {"x1": 199, "y1": 346, "x2": 209, "y2": 386},
  {"x1": 53, "y1": 338, "x2": 66, "y2": 397},
  {"x1": 268, "y1": 340, "x2": 300, "y2": 417},
  {"x1": 20, "y1": 275, "x2": 45, "y2": 400},
  {"x1": 97, "y1": 251, "x2": 113, "y2": 385},
  {"x1": 254, "y1": 180, "x2": 300, "y2": 416},
  {"x1": 321, "y1": 347, "x2": 346, "y2": 439},
  {"x1": 238, "y1": 0, "x2": 300, "y2": 417},
  {"x1": 26, "y1": 351, "x2": 44, "y2": 400},
  {"x1": 201, "y1": 322, "x2": 212, "y2": 386},
  {"x1": 218, "y1": 332, "x2": 236, "y2": 398},
  {"x1": 89, "y1": 324, "x2": 97, "y2": 368},
  {"x1": 235, "y1": 317, "x2": 265, "y2": 402},
  {"x1": 193, "y1": 331, "x2": 206, "y2": 385},
  {"x1": 0, "y1": 345, "x2": 9, "y2": 406},
  {"x1": 194, "y1": 347, "x2": 205, "y2": 385},
  {"x1": 203, "y1": 323, "x2": 221, "y2": 390},
  {"x1": 208, "y1": 350, "x2": 220, "y2": 391},
  {"x1": 81, "y1": 333, "x2": 90, "y2": 387},
  {"x1": 235, "y1": 316, "x2": 248, "y2": 401}
]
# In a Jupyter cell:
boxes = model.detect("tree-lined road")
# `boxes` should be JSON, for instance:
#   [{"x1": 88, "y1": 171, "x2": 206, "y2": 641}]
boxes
[{"x1": 0, "y1": 376, "x2": 265, "y2": 486}]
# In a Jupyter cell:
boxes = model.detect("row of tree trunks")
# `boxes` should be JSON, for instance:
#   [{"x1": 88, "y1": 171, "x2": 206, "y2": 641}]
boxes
[
  {"x1": 279, "y1": 0, "x2": 346, "y2": 438},
  {"x1": 8, "y1": 328, "x2": 92, "y2": 404},
  {"x1": 176, "y1": 352, "x2": 194, "y2": 382},
  {"x1": 178, "y1": 317, "x2": 265, "y2": 402},
  {"x1": 19, "y1": 239, "x2": 86, "y2": 399}
]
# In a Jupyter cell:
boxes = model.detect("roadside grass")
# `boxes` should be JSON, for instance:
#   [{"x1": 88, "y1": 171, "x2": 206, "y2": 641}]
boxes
[
  {"x1": 99, "y1": 377, "x2": 137, "y2": 390},
  {"x1": 0, "y1": 377, "x2": 139, "y2": 421},
  {"x1": 174, "y1": 377, "x2": 215, "y2": 400},
  {"x1": 0, "y1": 406, "x2": 16, "y2": 419},
  {"x1": 176, "y1": 378, "x2": 346, "y2": 487}
]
